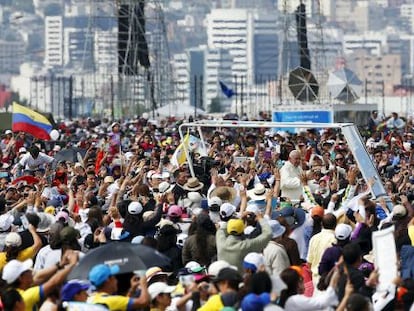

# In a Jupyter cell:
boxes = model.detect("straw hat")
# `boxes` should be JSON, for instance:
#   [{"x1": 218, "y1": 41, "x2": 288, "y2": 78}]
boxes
[
  {"x1": 210, "y1": 186, "x2": 236, "y2": 203},
  {"x1": 182, "y1": 177, "x2": 204, "y2": 191}
]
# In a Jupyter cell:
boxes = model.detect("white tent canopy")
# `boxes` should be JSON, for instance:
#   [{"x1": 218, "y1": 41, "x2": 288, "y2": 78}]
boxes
[{"x1": 153, "y1": 104, "x2": 206, "y2": 117}]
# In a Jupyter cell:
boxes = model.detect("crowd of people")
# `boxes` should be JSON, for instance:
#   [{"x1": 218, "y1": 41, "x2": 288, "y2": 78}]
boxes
[{"x1": 0, "y1": 111, "x2": 412, "y2": 310}]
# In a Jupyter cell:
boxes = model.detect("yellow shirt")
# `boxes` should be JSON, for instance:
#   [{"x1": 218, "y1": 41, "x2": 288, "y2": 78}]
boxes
[
  {"x1": 197, "y1": 294, "x2": 224, "y2": 311},
  {"x1": 408, "y1": 225, "x2": 414, "y2": 246},
  {"x1": 88, "y1": 292, "x2": 133, "y2": 311},
  {"x1": 0, "y1": 246, "x2": 36, "y2": 271},
  {"x1": 307, "y1": 229, "x2": 336, "y2": 279},
  {"x1": 17, "y1": 285, "x2": 44, "y2": 311}
]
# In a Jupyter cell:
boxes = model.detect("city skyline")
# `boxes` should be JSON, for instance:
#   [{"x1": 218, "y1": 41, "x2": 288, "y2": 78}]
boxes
[{"x1": 0, "y1": 0, "x2": 412, "y2": 118}]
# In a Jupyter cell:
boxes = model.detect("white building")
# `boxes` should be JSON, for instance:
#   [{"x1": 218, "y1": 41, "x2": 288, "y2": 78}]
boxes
[
  {"x1": 343, "y1": 32, "x2": 388, "y2": 56},
  {"x1": 94, "y1": 29, "x2": 118, "y2": 75},
  {"x1": 206, "y1": 8, "x2": 280, "y2": 85},
  {"x1": 172, "y1": 53, "x2": 190, "y2": 106},
  {"x1": 172, "y1": 46, "x2": 233, "y2": 112},
  {"x1": 401, "y1": 4, "x2": 414, "y2": 33},
  {"x1": 44, "y1": 16, "x2": 63, "y2": 67},
  {"x1": 0, "y1": 39, "x2": 25, "y2": 74},
  {"x1": 204, "y1": 48, "x2": 233, "y2": 111}
]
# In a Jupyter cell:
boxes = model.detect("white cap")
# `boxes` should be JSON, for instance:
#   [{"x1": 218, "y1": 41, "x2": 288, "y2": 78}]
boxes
[
  {"x1": 5, "y1": 232, "x2": 22, "y2": 247},
  {"x1": 5, "y1": 130, "x2": 12, "y2": 135},
  {"x1": 128, "y1": 201, "x2": 143, "y2": 215},
  {"x1": 246, "y1": 204, "x2": 260, "y2": 214},
  {"x1": 335, "y1": 224, "x2": 353, "y2": 240},
  {"x1": 148, "y1": 282, "x2": 176, "y2": 300},
  {"x1": 208, "y1": 196, "x2": 222, "y2": 207},
  {"x1": 208, "y1": 260, "x2": 236, "y2": 277},
  {"x1": 185, "y1": 261, "x2": 201, "y2": 271},
  {"x1": 53, "y1": 145, "x2": 61, "y2": 152},
  {"x1": 18, "y1": 147, "x2": 27, "y2": 153},
  {"x1": 393, "y1": 204, "x2": 407, "y2": 217},
  {"x1": 187, "y1": 192, "x2": 203, "y2": 203},
  {"x1": 219, "y1": 203, "x2": 236, "y2": 218},
  {"x1": 2, "y1": 259, "x2": 33, "y2": 284},
  {"x1": 158, "y1": 181, "x2": 173, "y2": 194},
  {"x1": 243, "y1": 252, "x2": 265, "y2": 271}
]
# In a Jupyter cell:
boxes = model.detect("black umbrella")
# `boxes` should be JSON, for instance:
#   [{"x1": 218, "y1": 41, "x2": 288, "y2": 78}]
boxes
[
  {"x1": 288, "y1": 66, "x2": 319, "y2": 102},
  {"x1": 68, "y1": 243, "x2": 171, "y2": 280},
  {"x1": 54, "y1": 148, "x2": 87, "y2": 163}
]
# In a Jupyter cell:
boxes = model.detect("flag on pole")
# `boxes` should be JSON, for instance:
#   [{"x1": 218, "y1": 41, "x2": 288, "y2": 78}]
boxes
[
  {"x1": 171, "y1": 132, "x2": 190, "y2": 167},
  {"x1": 12, "y1": 102, "x2": 52, "y2": 140},
  {"x1": 219, "y1": 81, "x2": 235, "y2": 98}
]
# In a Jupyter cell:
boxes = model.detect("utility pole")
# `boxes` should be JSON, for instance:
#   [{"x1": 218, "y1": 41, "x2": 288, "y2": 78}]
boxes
[
  {"x1": 241, "y1": 75, "x2": 244, "y2": 116},
  {"x1": 199, "y1": 75, "x2": 203, "y2": 117},
  {"x1": 68, "y1": 76, "x2": 73, "y2": 120},
  {"x1": 194, "y1": 75, "x2": 197, "y2": 120},
  {"x1": 110, "y1": 75, "x2": 115, "y2": 121},
  {"x1": 234, "y1": 75, "x2": 238, "y2": 115}
]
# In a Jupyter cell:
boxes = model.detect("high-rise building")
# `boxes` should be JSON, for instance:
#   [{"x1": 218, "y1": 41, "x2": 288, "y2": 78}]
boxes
[
  {"x1": 94, "y1": 29, "x2": 118, "y2": 75},
  {"x1": 45, "y1": 16, "x2": 63, "y2": 67},
  {"x1": 401, "y1": 4, "x2": 414, "y2": 33},
  {"x1": 172, "y1": 46, "x2": 233, "y2": 112},
  {"x1": 343, "y1": 32, "x2": 387, "y2": 56},
  {"x1": 0, "y1": 39, "x2": 25, "y2": 74},
  {"x1": 206, "y1": 8, "x2": 280, "y2": 85},
  {"x1": 349, "y1": 51, "x2": 401, "y2": 96}
]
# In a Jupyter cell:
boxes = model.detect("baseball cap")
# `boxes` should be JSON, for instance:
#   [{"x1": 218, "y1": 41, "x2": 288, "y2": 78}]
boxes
[
  {"x1": 18, "y1": 147, "x2": 27, "y2": 153},
  {"x1": 88, "y1": 264, "x2": 120, "y2": 287},
  {"x1": 5, "y1": 130, "x2": 12, "y2": 135},
  {"x1": 209, "y1": 196, "x2": 222, "y2": 208},
  {"x1": 158, "y1": 181, "x2": 173, "y2": 194},
  {"x1": 185, "y1": 261, "x2": 205, "y2": 273},
  {"x1": 393, "y1": 204, "x2": 407, "y2": 217},
  {"x1": 243, "y1": 252, "x2": 264, "y2": 272},
  {"x1": 128, "y1": 201, "x2": 143, "y2": 215},
  {"x1": 208, "y1": 260, "x2": 236, "y2": 277},
  {"x1": 5, "y1": 232, "x2": 22, "y2": 247},
  {"x1": 187, "y1": 192, "x2": 203, "y2": 203},
  {"x1": 227, "y1": 218, "x2": 245, "y2": 235},
  {"x1": 241, "y1": 293, "x2": 271, "y2": 311},
  {"x1": 245, "y1": 204, "x2": 260, "y2": 215},
  {"x1": 60, "y1": 226, "x2": 80, "y2": 245},
  {"x1": 2, "y1": 259, "x2": 33, "y2": 284},
  {"x1": 220, "y1": 203, "x2": 236, "y2": 219},
  {"x1": 311, "y1": 206, "x2": 325, "y2": 218},
  {"x1": 61, "y1": 280, "x2": 90, "y2": 302},
  {"x1": 104, "y1": 176, "x2": 114, "y2": 184},
  {"x1": 213, "y1": 267, "x2": 243, "y2": 283},
  {"x1": 148, "y1": 282, "x2": 176, "y2": 300},
  {"x1": 335, "y1": 224, "x2": 353, "y2": 240},
  {"x1": 167, "y1": 205, "x2": 183, "y2": 218},
  {"x1": 55, "y1": 211, "x2": 70, "y2": 224}
]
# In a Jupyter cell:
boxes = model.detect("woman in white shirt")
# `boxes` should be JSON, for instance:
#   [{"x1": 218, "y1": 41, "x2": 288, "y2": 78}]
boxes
[{"x1": 278, "y1": 266, "x2": 340, "y2": 311}]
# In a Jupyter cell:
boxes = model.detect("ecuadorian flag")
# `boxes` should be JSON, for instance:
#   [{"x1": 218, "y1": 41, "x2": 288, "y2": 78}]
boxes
[{"x1": 12, "y1": 102, "x2": 52, "y2": 140}]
